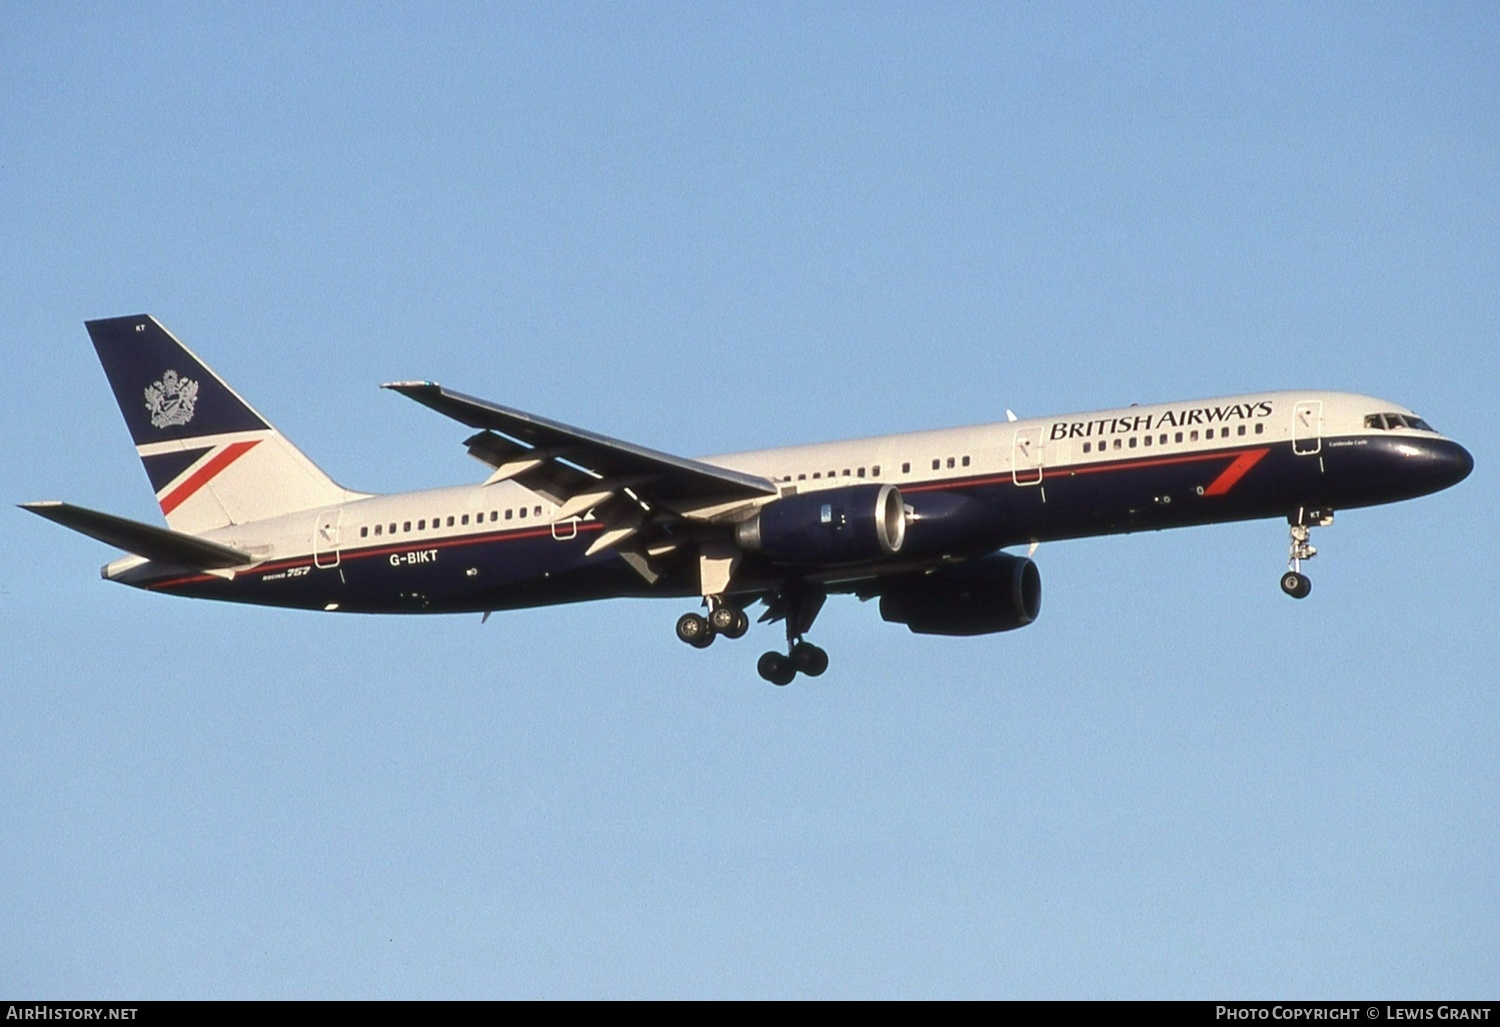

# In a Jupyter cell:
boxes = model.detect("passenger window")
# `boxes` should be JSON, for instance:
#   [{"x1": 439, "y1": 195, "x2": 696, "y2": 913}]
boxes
[
  {"x1": 389, "y1": 523, "x2": 396, "y2": 534},
  {"x1": 961, "y1": 456, "x2": 970, "y2": 467},
  {"x1": 1143, "y1": 435, "x2": 1152, "y2": 447},
  {"x1": 1159, "y1": 434, "x2": 1167, "y2": 445},
  {"x1": 1175, "y1": 432, "x2": 1183, "y2": 443},
  {"x1": 1190, "y1": 431, "x2": 1199, "y2": 442},
  {"x1": 946, "y1": 457, "x2": 955, "y2": 469},
  {"x1": 374, "y1": 524, "x2": 382, "y2": 536},
  {"x1": 1238, "y1": 425, "x2": 1246, "y2": 436},
  {"x1": 1113, "y1": 439, "x2": 1122, "y2": 450},
  {"x1": 534, "y1": 506, "x2": 542, "y2": 517},
  {"x1": 872, "y1": 465, "x2": 880, "y2": 476},
  {"x1": 857, "y1": 467, "x2": 866, "y2": 478},
  {"x1": 842, "y1": 468, "x2": 850, "y2": 477},
  {"x1": 361, "y1": 526, "x2": 369, "y2": 538},
  {"x1": 1083, "y1": 442, "x2": 1092, "y2": 453},
  {"x1": 932, "y1": 459, "x2": 940, "y2": 471},
  {"x1": 403, "y1": 521, "x2": 411, "y2": 532},
  {"x1": 1255, "y1": 423, "x2": 1264, "y2": 435},
  {"x1": 812, "y1": 472, "x2": 821, "y2": 479},
  {"x1": 1129, "y1": 437, "x2": 1138, "y2": 448},
  {"x1": 901, "y1": 462, "x2": 910, "y2": 474},
  {"x1": 518, "y1": 508, "x2": 526, "y2": 519},
  {"x1": 446, "y1": 516, "x2": 454, "y2": 527},
  {"x1": 797, "y1": 473, "x2": 806, "y2": 481}
]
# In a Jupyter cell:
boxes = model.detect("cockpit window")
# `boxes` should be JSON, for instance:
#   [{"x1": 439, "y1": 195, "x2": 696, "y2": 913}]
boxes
[{"x1": 1365, "y1": 412, "x2": 1437, "y2": 432}]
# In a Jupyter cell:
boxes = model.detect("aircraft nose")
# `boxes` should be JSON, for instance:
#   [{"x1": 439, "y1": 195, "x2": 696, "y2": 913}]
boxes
[
  {"x1": 1421, "y1": 437, "x2": 1474, "y2": 490},
  {"x1": 1449, "y1": 440, "x2": 1475, "y2": 486}
]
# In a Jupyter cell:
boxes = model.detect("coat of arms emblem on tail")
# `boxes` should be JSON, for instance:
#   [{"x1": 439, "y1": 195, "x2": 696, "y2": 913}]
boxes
[{"x1": 144, "y1": 369, "x2": 199, "y2": 429}]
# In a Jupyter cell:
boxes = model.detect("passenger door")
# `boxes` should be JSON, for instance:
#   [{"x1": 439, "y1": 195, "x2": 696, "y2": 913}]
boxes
[
  {"x1": 1012, "y1": 428, "x2": 1043, "y2": 486},
  {"x1": 1292, "y1": 400, "x2": 1323, "y2": 456},
  {"x1": 313, "y1": 510, "x2": 342, "y2": 568}
]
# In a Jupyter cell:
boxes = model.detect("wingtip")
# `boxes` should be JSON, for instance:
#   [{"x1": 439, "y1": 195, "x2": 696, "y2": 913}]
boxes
[{"x1": 381, "y1": 380, "x2": 440, "y2": 392}]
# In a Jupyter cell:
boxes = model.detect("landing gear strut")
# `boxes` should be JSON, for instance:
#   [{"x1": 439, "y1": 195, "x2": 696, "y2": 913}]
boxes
[{"x1": 1281, "y1": 507, "x2": 1332, "y2": 599}]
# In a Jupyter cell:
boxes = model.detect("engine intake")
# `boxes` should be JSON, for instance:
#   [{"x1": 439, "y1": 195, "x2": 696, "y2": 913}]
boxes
[
  {"x1": 736, "y1": 483, "x2": 906, "y2": 566},
  {"x1": 878, "y1": 552, "x2": 1041, "y2": 636}
]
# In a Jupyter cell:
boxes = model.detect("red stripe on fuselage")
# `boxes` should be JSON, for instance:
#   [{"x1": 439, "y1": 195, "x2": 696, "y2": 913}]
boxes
[
  {"x1": 159, "y1": 440, "x2": 261, "y2": 515},
  {"x1": 144, "y1": 519, "x2": 604, "y2": 591},
  {"x1": 1202, "y1": 447, "x2": 1269, "y2": 496}
]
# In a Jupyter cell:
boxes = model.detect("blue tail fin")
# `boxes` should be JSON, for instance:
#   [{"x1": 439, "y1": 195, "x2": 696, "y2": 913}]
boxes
[{"x1": 86, "y1": 315, "x2": 356, "y2": 533}]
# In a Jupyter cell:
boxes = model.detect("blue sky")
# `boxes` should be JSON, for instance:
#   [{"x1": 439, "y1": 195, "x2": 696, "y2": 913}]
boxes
[{"x1": 3, "y1": 2, "x2": 1496, "y2": 998}]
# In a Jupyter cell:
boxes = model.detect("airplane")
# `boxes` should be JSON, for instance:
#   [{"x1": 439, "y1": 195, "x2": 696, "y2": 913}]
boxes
[{"x1": 23, "y1": 315, "x2": 1474, "y2": 685}]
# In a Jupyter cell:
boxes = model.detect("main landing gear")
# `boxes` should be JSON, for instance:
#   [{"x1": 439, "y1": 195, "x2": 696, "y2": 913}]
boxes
[
  {"x1": 1280, "y1": 507, "x2": 1333, "y2": 599},
  {"x1": 674, "y1": 603, "x2": 749, "y2": 648},
  {"x1": 753, "y1": 584, "x2": 829, "y2": 686},
  {"x1": 756, "y1": 642, "x2": 828, "y2": 686},
  {"x1": 674, "y1": 585, "x2": 830, "y2": 685}
]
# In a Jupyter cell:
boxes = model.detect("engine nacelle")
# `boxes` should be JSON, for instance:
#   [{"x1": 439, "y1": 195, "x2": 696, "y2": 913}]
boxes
[
  {"x1": 736, "y1": 483, "x2": 906, "y2": 566},
  {"x1": 878, "y1": 552, "x2": 1042, "y2": 636}
]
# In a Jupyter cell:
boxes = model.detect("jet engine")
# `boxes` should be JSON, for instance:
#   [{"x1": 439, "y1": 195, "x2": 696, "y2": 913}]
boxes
[
  {"x1": 877, "y1": 552, "x2": 1041, "y2": 636},
  {"x1": 736, "y1": 483, "x2": 906, "y2": 566}
]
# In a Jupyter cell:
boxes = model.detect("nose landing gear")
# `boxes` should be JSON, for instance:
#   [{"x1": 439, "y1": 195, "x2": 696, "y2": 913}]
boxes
[{"x1": 1280, "y1": 507, "x2": 1332, "y2": 599}]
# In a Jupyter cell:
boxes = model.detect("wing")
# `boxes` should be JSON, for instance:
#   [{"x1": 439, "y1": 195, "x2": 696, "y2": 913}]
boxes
[
  {"x1": 383, "y1": 382, "x2": 781, "y2": 570},
  {"x1": 383, "y1": 382, "x2": 776, "y2": 505}
]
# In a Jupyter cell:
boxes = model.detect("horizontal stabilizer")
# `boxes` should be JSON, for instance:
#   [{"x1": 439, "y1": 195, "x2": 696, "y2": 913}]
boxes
[{"x1": 20, "y1": 501, "x2": 252, "y2": 569}]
